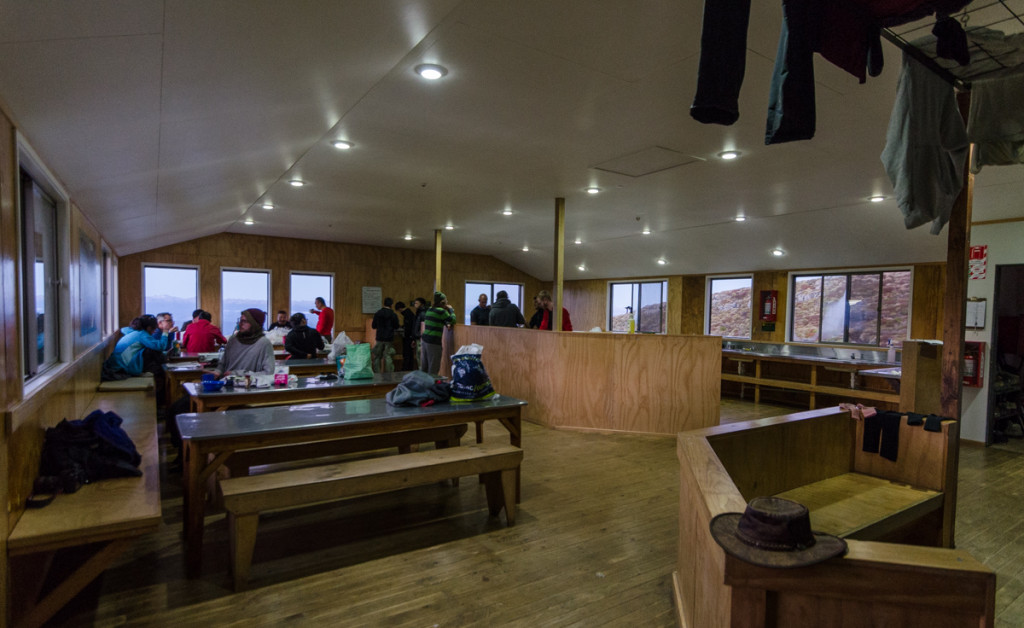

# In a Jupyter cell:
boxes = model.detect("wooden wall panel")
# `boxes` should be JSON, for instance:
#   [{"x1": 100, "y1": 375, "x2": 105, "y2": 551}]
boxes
[
  {"x1": 456, "y1": 326, "x2": 720, "y2": 435},
  {"x1": 912, "y1": 263, "x2": 945, "y2": 340},
  {"x1": 751, "y1": 270, "x2": 788, "y2": 343},
  {"x1": 0, "y1": 102, "x2": 15, "y2": 628},
  {"x1": 562, "y1": 279, "x2": 607, "y2": 331},
  {"x1": 119, "y1": 233, "x2": 545, "y2": 336},
  {"x1": 678, "y1": 275, "x2": 705, "y2": 335}
]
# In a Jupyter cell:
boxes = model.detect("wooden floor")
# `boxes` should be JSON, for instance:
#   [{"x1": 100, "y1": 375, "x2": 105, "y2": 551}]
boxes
[{"x1": 37, "y1": 397, "x2": 1024, "y2": 627}]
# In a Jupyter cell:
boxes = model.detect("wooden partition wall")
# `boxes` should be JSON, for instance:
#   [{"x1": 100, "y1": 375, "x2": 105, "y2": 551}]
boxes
[{"x1": 456, "y1": 326, "x2": 721, "y2": 435}]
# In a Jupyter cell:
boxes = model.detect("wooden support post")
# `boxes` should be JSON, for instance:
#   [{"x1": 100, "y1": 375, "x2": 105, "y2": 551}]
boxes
[
  {"x1": 940, "y1": 92, "x2": 974, "y2": 420},
  {"x1": 434, "y1": 229, "x2": 443, "y2": 293},
  {"x1": 553, "y1": 198, "x2": 565, "y2": 332}
]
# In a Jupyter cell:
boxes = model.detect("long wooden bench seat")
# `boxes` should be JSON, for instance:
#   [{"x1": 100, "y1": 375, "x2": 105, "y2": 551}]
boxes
[
  {"x1": 221, "y1": 442, "x2": 523, "y2": 590},
  {"x1": 7, "y1": 389, "x2": 161, "y2": 628},
  {"x1": 673, "y1": 407, "x2": 995, "y2": 628}
]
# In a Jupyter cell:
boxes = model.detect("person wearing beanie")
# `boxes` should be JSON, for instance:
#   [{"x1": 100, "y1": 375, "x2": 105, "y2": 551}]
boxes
[
  {"x1": 215, "y1": 308, "x2": 275, "y2": 377},
  {"x1": 420, "y1": 291, "x2": 456, "y2": 375}
]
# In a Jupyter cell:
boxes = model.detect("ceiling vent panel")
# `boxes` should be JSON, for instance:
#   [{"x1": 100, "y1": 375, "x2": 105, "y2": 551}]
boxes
[{"x1": 592, "y1": 146, "x2": 703, "y2": 178}]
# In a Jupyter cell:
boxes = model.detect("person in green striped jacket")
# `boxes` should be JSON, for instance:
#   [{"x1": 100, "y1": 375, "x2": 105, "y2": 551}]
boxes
[{"x1": 420, "y1": 291, "x2": 456, "y2": 375}]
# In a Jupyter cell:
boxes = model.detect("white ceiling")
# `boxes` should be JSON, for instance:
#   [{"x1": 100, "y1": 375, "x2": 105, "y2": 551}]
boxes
[{"x1": 1, "y1": 1, "x2": 1020, "y2": 281}]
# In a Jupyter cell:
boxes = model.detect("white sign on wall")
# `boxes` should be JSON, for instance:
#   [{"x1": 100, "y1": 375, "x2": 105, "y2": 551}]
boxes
[{"x1": 362, "y1": 286, "x2": 382, "y2": 314}]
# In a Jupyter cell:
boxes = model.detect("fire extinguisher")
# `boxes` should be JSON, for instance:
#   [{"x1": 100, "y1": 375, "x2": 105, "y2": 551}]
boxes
[
  {"x1": 963, "y1": 353, "x2": 977, "y2": 380},
  {"x1": 760, "y1": 291, "x2": 777, "y2": 323}
]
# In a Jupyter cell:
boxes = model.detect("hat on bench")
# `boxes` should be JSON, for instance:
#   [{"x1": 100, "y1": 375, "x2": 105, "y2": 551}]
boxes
[{"x1": 710, "y1": 496, "x2": 847, "y2": 568}]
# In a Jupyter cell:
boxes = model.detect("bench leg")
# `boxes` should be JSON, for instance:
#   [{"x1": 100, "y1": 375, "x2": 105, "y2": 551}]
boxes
[
  {"x1": 229, "y1": 512, "x2": 260, "y2": 592},
  {"x1": 435, "y1": 437, "x2": 461, "y2": 487},
  {"x1": 482, "y1": 468, "x2": 517, "y2": 526}
]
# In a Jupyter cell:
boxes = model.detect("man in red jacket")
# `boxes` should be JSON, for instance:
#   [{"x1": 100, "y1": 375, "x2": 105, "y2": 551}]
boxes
[
  {"x1": 310, "y1": 296, "x2": 334, "y2": 340},
  {"x1": 538, "y1": 290, "x2": 573, "y2": 331},
  {"x1": 181, "y1": 310, "x2": 227, "y2": 353}
]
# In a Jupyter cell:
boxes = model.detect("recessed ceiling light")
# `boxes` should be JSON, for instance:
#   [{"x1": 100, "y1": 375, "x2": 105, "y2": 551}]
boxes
[
  {"x1": 657, "y1": 258, "x2": 667, "y2": 265},
  {"x1": 415, "y1": 63, "x2": 448, "y2": 80},
  {"x1": 574, "y1": 237, "x2": 582, "y2": 245},
  {"x1": 522, "y1": 245, "x2": 529, "y2": 252},
  {"x1": 445, "y1": 224, "x2": 454, "y2": 230},
  {"x1": 718, "y1": 150, "x2": 741, "y2": 160},
  {"x1": 403, "y1": 234, "x2": 413, "y2": 241},
  {"x1": 869, "y1": 195, "x2": 885, "y2": 203},
  {"x1": 288, "y1": 179, "x2": 305, "y2": 187},
  {"x1": 771, "y1": 248, "x2": 786, "y2": 257},
  {"x1": 577, "y1": 265, "x2": 586, "y2": 271},
  {"x1": 243, "y1": 218, "x2": 254, "y2": 226},
  {"x1": 261, "y1": 203, "x2": 274, "y2": 210},
  {"x1": 642, "y1": 228, "x2": 651, "y2": 235},
  {"x1": 586, "y1": 187, "x2": 600, "y2": 195},
  {"x1": 734, "y1": 215, "x2": 746, "y2": 222},
  {"x1": 331, "y1": 140, "x2": 353, "y2": 150},
  {"x1": 502, "y1": 208, "x2": 513, "y2": 216}
]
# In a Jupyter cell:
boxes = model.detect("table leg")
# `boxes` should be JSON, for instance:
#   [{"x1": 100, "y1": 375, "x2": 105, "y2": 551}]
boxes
[
  {"x1": 182, "y1": 441, "x2": 206, "y2": 577},
  {"x1": 499, "y1": 413, "x2": 522, "y2": 503}
]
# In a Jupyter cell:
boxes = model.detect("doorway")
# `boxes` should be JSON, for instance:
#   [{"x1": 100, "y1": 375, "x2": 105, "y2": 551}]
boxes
[{"x1": 987, "y1": 264, "x2": 1024, "y2": 446}]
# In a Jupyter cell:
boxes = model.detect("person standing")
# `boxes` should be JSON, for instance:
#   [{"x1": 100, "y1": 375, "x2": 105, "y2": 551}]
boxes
[
  {"x1": 528, "y1": 294, "x2": 544, "y2": 329},
  {"x1": 181, "y1": 310, "x2": 227, "y2": 353},
  {"x1": 470, "y1": 293, "x2": 490, "y2": 325},
  {"x1": 489, "y1": 290, "x2": 526, "y2": 327},
  {"x1": 371, "y1": 297, "x2": 400, "y2": 372},
  {"x1": 413, "y1": 296, "x2": 428, "y2": 370},
  {"x1": 397, "y1": 301, "x2": 416, "y2": 370},
  {"x1": 538, "y1": 290, "x2": 573, "y2": 331},
  {"x1": 284, "y1": 313, "x2": 324, "y2": 359},
  {"x1": 420, "y1": 292, "x2": 456, "y2": 375},
  {"x1": 214, "y1": 308, "x2": 276, "y2": 377},
  {"x1": 310, "y1": 297, "x2": 334, "y2": 341}
]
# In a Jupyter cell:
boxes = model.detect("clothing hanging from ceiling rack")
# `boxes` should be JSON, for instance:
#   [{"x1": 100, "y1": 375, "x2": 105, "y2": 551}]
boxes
[{"x1": 968, "y1": 71, "x2": 1024, "y2": 172}]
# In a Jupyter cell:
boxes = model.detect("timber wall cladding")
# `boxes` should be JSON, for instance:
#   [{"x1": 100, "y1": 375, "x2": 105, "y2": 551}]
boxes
[
  {"x1": 118, "y1": 233, "x2": 546, "y2": 332},
  {"x1": 1, "y1": 103, "x2": 15, "y2": 628},
  {"x1": 456, "y1": 326, "x2": 720, "y2": 435}
]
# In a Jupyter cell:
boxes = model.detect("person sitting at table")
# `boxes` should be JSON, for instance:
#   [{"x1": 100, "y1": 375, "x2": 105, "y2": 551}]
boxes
[
  {"x1": 101, "y1": 314, "x2": 171, "y2": 391},
  {"x1": 181, "y1": 310, "x2": 227, "y2": 353},
  {"x1": 155, "y1": 312, "x2": 179, "y2": 352},
  {"x1": 268, "y1": 310, "x2": 292, "y2": 331},
  {"x1": 284, "y1": 312, "x2": 324, "y2": 359},
  {"x1": 214, "y1": 308, "x2": 276, "y2": 377}
]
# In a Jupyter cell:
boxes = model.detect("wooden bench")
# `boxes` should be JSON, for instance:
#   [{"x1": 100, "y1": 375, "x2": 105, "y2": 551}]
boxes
[
  {"x1": 7, "y1": 389, "x2": 161, "y2": 628},
  {"x1": 673, "y1": 407, "x2": 995, "y2": 628},
  {"x1": 220, "y1": 442, "x2": 523, "y2": 590}
]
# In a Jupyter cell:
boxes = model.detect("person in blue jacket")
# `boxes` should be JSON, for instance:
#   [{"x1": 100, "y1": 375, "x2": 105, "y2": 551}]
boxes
[{"x1": 103, "y1": 314, "x2": 171, "y2": 381}]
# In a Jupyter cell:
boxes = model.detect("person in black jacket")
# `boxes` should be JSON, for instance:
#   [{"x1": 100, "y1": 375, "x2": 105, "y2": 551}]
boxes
[
  {"x1": 284, "y1": 313, "x2": 324, "y2": 359},
  {"x1": 397, "y1": 301, "x2": 417, "y2": 370},
  {"x1": 371, "y1": 297, "x2": 400, "y2": 372},
  {"x1": 489, "y1": 290, "x2": 526, "y2": 327}
]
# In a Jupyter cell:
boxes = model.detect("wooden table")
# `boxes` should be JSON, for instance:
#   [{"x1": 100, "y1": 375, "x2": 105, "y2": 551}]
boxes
[
  {"x1": 166, "y1": 358, "x2": 338, "y2": 404},
  {"x1": 177, "y1": 395, "x2": 526, "y2": 576},
  {"x1": 182, "y1": 371, "x2": 411, "y2": 412},
  {"x1": 279, "y1": 357, "x2": 336, "y2": 376},
  {"x1": 168, "y1": 349, "x2": 290, "y2": 364}
]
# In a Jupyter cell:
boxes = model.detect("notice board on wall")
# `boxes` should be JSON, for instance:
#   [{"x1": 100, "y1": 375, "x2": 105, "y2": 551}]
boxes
[{"x1": 361, "y1": 286, "x2": 382, "y2": 314}]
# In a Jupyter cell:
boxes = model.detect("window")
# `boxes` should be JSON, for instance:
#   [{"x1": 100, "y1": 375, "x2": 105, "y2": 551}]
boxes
[
  {"x1": 143, "y1": 265, "x2": 198, "y2": 333},
  {"x1": 102, "y1": 246, "x2": 117, "y2": 335},
  {"x1": 463, "y1": 282, "x2": 524, "y2": 324},
  {"x1": 790, "y1": 270, "x2": 912, "y2": 346},
  {"x1": 20, "y1": 169, "x2": 61, "y2": 377},
  {"x1": 291, "y1": 272, "x2": 333, "y2": 330},
  {"x1": 707, "y1": 276, "x2": 752, "y2": 338},
  {"x1": 609, "y1": 280, "x2": 668, "y2": 333},
  {"x1": 222, "y1": 269, "x2": 271, "y2": 330}
]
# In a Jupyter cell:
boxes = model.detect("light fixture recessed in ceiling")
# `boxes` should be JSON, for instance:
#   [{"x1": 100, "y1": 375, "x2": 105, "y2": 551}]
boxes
[
  {"x1": 522, "y1": 245, "x2": 529, "y2": 252},
  {"x1": 577, "y1": 265, "x2": 586, "y2": 271},
  {"x1": 244, "y1": 218, "x2": 254, "y2": 226},
  {"x1": 734, "y1": 215, "x2": 746, "y2": 222},
  {"x1": 641, "y1": 228, "x2": 651, "y2": 235},
  {"x1": 288, "y1": 179, "x2": 305, "y2": 187},
  {"x1": 502, "y1": 208, "x2": 513, "y2": 216},
  {"x1": 331, "y1": 140, "x2": 353, "y2": 150},
  {"x1": 261, "y1": 203, "x2": 274, "y2": 210},
  {"x1": 415, "y1": 63, "x2": 448, "y2": 80},
  {"x1": 869, "y1": 195, "x2": 885, "y2": 203},
  {"x1": 445, "y1": 224, "x2": 454, "y2": 230},
  {"x1": 403, "y1": 234, "x2": 413, "y2": 241},
  {"x1": 657, "y1": 258, "x2": 667, "y2": 265},
  {"x1": 771, "y1": 248, "x2": 786, "y2": 257},
  {"x1": 718, "y1": 150, "x2": 741, "y2": 160},
  {"x1": 574, "y1": 237, "x2": 582, "y2": 245},
  {"x1": 586, "y1": 187, "x2": 600, "y2": 195}
]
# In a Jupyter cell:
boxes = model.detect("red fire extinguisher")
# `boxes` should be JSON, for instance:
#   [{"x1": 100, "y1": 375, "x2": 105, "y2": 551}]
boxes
[{"x1": 760, "y1": 291, "x2": 777, "y2": 323}]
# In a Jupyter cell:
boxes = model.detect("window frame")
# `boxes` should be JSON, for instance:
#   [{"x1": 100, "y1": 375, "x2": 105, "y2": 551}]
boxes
[
  {"x1": 705, "y1": 274, "x2": 754, "y2": 339},
  {"x1": 221, "y1": 267, "x2": 272, "y2": 330},
  {"x1": 607, "y1": 279, "x2": 669, "y2": 334},
  {"x1": 17, "y1": 136, "x2": 71, "y2": 384},
  {"x1": 787, "y1": 267, "x2": 914, "y2": 347},
  {"x1": 141, "y1": 263, "x2": 200, "y2": 331},
  {"x1": 290, "y1": 271, "x2": 335, "y2": 329},
  {"x1": 463, "y1": 281, "x2": 525, "y2": 325}
]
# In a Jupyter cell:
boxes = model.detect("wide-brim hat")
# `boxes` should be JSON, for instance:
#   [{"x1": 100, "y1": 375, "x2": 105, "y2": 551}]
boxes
[{"x1": 709, "y1": 496, "x2": 847, "y2": 568}]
